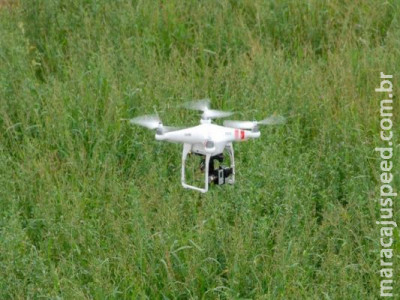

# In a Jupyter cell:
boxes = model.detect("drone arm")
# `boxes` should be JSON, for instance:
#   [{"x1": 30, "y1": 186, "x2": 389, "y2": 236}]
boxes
[
  {"x1": 243, "y1": 130, "x2": 260, "y2": 139},
  {"x1": 231, "y1": 128, "x2": 260, "y2": 142}
]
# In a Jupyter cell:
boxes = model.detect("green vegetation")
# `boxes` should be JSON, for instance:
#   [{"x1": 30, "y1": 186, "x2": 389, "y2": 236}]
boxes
[{"x1": 1, "y1": 0, "x2": 399, "y2": 298}]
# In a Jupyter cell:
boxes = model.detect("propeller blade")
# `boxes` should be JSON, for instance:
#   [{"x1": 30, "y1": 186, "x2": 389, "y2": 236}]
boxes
[
  {"x1": 203, "y1": 109, "x2": 233, "y2": 119},
  {"x1": 182, "y1": 98, "x2": 210, "y2": 111},
  {"x1": 223, "y1": 115, "x2": 286, "y2": 129},
  {"x1": 127, "y1": 115, "x2": 181, "y2": 134},
  {"x1": 259, "y1": 115, "x2": 286, "y2": 125},
  {"x1": 223, "y1": 120, "x2": 256, "y2": 129},
  {"x1": 183, "y1": 98, "x2": 232, "y2": 119},
  {"x1": 129, "y1": 114, "x2": 161, "y2": 130}
]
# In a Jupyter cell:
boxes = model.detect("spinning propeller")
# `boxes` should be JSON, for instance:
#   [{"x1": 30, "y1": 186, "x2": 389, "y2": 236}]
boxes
[
  {"x1": 183, "y1": 98, "x2": 233, "y2": 119},
  {"x1": 128, "y1": 115, "x2": 180, "y2": 134},
  {"x1": 223, "y1": 115, "x2": 286, "y2": 130}
]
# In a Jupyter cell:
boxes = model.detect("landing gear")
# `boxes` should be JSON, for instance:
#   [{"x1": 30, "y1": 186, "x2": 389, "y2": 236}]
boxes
[{"x1": 181, "y1": 143, "x2": 235, "y2": 193}]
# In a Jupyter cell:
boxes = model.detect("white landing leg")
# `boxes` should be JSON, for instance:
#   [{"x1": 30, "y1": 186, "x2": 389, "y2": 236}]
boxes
[
  {"x1": 225, "y1": 143, "x2": 235, "y2": 184},
  {"x1": 181, "y1": 143, "x2": 210, "y2": 193}
]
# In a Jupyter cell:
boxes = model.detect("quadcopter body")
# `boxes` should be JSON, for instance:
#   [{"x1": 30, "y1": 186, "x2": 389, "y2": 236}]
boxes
[
  {"x1": 128, "y1": 99, "x2": 284, "y2": 193},
  {"x1": 155, "y1": 119, "x2": 260, "y2": 155}
]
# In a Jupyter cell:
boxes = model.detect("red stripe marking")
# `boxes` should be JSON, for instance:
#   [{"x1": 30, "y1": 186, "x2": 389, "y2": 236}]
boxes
[
  {"x1": 235, "y1": 129, "x2": 239, "y2": 139},
  {"x1": 240, "y1": 130, "x2": 245, "y2": 140}
]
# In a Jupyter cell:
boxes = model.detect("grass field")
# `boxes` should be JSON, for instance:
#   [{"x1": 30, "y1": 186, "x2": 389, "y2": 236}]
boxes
[{"x1": 1, "y1": 0, "x2": 399, "y2": 298}]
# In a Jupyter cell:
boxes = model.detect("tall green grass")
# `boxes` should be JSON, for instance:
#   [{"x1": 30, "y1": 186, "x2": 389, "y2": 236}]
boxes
[{"x1": 1, "y1": 0, "x2": 399, "y2": 298}]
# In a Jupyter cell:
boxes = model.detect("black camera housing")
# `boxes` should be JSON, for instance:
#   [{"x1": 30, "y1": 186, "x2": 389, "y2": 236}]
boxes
[{"x1": 198, "y1": 153, "x2": 233, "y2": 185}]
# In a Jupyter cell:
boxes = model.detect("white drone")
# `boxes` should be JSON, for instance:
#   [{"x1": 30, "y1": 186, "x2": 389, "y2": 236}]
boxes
[{"x1": 128, "y1": 99, "x2": 285, "y2": 193}]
